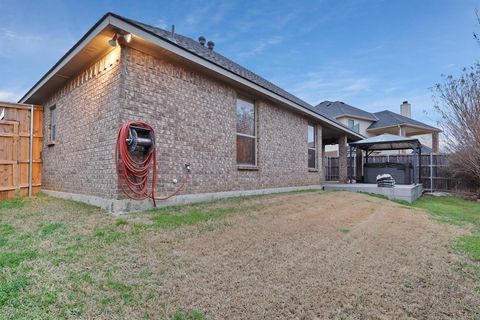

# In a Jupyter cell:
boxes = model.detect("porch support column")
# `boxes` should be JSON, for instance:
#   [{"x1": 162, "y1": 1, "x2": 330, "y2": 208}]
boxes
[
  {"x1": 318, "y1": 126, "x2": 324, "y2": 183},
  {"x1": 355, "y1": 148, "x2": 363, "y2": 182},
  {"x1": 338, "y1": 134, "x2": 348, "y2": 183},
  {"x1": 432, "y1": 131, "x2": 439, "y2": 153}
]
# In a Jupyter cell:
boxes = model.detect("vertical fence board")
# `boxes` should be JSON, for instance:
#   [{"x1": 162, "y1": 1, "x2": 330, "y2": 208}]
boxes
[{"x1": 0, "y1": 103, "x2": 43, "y2": 198}]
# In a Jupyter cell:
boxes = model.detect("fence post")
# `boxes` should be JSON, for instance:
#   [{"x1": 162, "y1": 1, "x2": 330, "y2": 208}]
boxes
[{"x1": 430, "y1": 153, "x2": 433, "y2": 192}]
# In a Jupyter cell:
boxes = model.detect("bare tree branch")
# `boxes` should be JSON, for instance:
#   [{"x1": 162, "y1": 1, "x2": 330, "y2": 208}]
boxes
[{"x1": 433, "y1": 63, "x2": 480, "y2": 195}]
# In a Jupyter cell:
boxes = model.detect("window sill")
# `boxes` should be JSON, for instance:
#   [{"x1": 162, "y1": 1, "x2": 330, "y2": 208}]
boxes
[
  {"x1": 308, "y1": 168, "x2": 319, "y2": 172},
  {"x1": 47, "y1": 141, "x2": 55, "y2": 147},
  {"x1": 237, "y1": 165, "x2": 259, "y2": 171}
]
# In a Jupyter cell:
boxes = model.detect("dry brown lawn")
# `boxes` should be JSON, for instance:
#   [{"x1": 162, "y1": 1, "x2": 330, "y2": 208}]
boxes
[{"x1": 0, "y1": 190, "x2": 479, "y2": 319}]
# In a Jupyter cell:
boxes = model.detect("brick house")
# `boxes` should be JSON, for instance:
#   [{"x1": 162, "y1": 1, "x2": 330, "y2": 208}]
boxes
[{"x1": 19, "y1": 13, "x2": 362, "y2": 212}]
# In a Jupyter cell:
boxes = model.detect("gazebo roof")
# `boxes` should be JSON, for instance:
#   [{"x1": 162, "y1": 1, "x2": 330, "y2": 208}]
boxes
[{"x1": 349, "y1": 133, "x2": 421, "y2": 151}]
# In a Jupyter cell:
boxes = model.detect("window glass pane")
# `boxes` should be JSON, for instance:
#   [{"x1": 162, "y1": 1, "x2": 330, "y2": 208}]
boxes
[
  {"x1": 50, "y1": 107, "x2": 56, "y2": 141},
  {"x1": 308, "y1": 125, "x2": 315, "y2": 148},
  {"x1": 51, "y1": 125, "x2": 56, "y2": 141},
  {"x1": 237, "y1": 135, "x2": 255, "y2": 165},
  {"x1": 308, "y1": 149, "x2": 316, "y2": 168},
  {"x1": 236, "y1": 98, "x2": 255, "y2": 136}
]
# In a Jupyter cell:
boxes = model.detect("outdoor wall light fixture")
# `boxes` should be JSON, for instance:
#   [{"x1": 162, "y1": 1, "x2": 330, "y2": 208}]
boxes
[
  {"x1": 108, "y1": 33, "x2": 132, "y2": 47},
  {"x1": 108, "y1": 34, "x2": 118, "y2": 47}
]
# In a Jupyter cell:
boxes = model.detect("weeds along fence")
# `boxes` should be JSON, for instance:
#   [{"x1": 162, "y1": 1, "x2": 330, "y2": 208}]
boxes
[{"x1": 324, "y1": 154, "x2": 477, "y2": 194}]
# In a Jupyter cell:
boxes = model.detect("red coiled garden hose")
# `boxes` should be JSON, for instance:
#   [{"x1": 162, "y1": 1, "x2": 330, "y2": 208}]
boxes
[{"x1": 115, "y1": 121, "x2": 190, "y2": 206}]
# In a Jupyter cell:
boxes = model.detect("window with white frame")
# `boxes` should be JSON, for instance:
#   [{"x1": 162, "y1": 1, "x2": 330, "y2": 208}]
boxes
[
  {"x1": 308, "y1": 124, "x2": 316, "y2": 169},
  {"x1": 236, "y1": 97, "x2": 256, "y2": 166}
]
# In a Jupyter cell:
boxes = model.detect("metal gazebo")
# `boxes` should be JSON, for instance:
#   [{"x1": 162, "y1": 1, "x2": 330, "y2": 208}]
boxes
[{"x1": 348, "y1": 134, "x2": 423, "y2": 185}]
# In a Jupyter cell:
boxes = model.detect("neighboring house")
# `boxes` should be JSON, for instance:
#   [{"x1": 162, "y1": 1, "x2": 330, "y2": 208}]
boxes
[
  {"x1": 19, "y1": 12, "x2": 362, "y2": 212},
  {"x1": 315, "y1": 100, "x2": 440, "y2": 155}
]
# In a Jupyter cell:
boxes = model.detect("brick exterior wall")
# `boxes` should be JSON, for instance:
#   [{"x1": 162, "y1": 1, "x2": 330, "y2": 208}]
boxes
[
  {"x1": 41, "y1": 45, "x2": 324, "y2": 200},
  {"x1": 42, "y1": 48, "x2": 122, "y2": 198}
]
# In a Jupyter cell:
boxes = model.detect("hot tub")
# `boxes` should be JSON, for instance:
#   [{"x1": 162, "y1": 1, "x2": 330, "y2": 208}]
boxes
[{"x1": 364, "y1": 162, "x2": 413, "y2": 185}]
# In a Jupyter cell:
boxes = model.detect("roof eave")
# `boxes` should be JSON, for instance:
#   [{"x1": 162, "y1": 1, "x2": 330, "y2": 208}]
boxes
[
  {"x1": 334, "y1": 114, "x2": 377, "y2": 122},
  {"x1": 367, "y1": 123, "x2": 441, "y2": 132},
  {"x1": 19, "y1": 12, "x2": 113, "y2": 104}
]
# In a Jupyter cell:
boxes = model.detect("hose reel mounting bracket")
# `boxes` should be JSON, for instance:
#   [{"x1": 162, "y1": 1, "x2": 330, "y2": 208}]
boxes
[{"x1": 126, "y1": 125, "x2": 155, "y2": 154}]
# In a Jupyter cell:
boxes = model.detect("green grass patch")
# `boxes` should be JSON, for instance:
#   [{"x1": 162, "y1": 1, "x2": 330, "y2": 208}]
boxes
[
  {"x1": 40, "y1": 222, "x2": 65, "y2": 236},
  {"x1": 411, "y1": 196, "x2": 480, "y2": 227},
  {"x1": 94, "y1": 226, "x2": 124, "y2": 244},
  {"x1": 339, "y1": 228, "x2": 350, "y2": 233},
  {"x1": 173, "y1": 309, "x2": 206, "y2": 320},
  {"x1": 0, "y1": 276, "x2": 30, "y2": 307},
  {"x1": 0, "y1": 224, "x2": 15, "y2": 236},
  {"x1": 115, "y1": 219, "x2": 128, "y2": 226},
  {"x1": 0, "y1": 224, "x2": 15, "y2": 247},
  {"x1": 406, "y1": 195, "x2": 480, "y2": 262},
  {"x1": 455, "y1": 236, "x2": 480, "y2": 261},
  {"x1": 152, "y1": 207, "x2": 236, "y2": 229},
  {"x1": 0, "y1": 250, "x2": 37, "y2": 268},
  {"x1": 0, "y1": 197, "x2": 25, "y2": 209}
]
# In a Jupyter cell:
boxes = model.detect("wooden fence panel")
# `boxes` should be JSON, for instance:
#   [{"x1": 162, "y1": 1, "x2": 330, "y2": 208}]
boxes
[{"x1": 0, "y1": 103, "x2": 43, "y2": 199}]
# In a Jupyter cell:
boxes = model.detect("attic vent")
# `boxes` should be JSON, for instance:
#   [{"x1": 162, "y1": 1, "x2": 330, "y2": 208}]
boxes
[
  {"x1": 198, "y1": 36, "x2": 206, "y2": 46},
  {"x1": 207, "y1": 40, "x2": 215, "y2": 50}
]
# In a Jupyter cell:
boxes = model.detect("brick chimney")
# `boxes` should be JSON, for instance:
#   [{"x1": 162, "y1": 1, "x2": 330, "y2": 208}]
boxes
[{"x1": 400, "y1": 101, "x2": 411, "y2": 118}]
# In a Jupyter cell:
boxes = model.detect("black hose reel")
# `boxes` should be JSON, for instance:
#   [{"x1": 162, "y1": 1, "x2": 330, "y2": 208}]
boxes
[{"x1": 126, "y1": 126, "x2": 155, "y2": 154}]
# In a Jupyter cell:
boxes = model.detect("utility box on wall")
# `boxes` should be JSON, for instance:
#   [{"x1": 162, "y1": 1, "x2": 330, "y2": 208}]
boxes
[{"x1": 0, "y1": 102, "x2": 43, "y2": 199}]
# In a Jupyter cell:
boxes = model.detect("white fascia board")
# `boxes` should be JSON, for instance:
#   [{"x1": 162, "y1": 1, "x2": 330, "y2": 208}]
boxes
[{"x1": 109, "y1": 16, "x2": 364, "y2": 140}]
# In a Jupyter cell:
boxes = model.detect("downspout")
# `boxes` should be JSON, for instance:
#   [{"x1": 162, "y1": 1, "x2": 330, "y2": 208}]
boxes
[{"x1": 28, "y1": 105, "x2": 34, "y2": 197}]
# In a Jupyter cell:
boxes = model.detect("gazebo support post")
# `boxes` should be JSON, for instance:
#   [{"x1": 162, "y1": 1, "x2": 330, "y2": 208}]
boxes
[
  {"x1": 418, "y1": 146, "x2": 422, "y2": 186},
  {"x1": 355, "y1": 148, "x2": 363, "y2": 183}
]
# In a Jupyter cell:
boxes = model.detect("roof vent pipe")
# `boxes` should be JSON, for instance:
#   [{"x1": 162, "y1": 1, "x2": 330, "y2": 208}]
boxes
[
  {"x1": 171, "y1": 24, "x2": 175, "y2": 40},
  {"x1": 198, "y1": 36, "x2": 206, "y2": 46},
  {"x1": 207, "y1": 40, "x2": 215, "y2": 50}
]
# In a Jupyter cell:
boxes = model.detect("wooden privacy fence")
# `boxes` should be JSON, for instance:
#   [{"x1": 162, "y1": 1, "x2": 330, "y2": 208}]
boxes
[
  {"x1": 0, "y1": 102, "x2": 43, "y2": 199},
  {"x1": 325, "y1": 154, "x2": 477, "y2": 194}
]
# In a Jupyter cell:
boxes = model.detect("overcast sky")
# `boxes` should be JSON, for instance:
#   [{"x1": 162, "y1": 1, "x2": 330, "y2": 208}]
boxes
[{"x1": 1, "y1": 0, "x2": 478, "y2": 126}]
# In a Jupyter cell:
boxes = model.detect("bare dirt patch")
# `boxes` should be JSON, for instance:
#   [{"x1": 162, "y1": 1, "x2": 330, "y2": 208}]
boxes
[{"x1": 152, "y1": 192, "x2": 479, "y2": 319}]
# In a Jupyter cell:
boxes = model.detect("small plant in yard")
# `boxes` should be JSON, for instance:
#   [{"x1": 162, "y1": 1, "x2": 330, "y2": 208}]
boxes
[{"x1": 173, "y1": 309, "x2": 206, "y2": 320}]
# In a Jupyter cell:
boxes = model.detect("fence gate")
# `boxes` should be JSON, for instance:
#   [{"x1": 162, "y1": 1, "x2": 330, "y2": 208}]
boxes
[{"x1": 0, "y1": 103, "x2": 43, "y2": 199}]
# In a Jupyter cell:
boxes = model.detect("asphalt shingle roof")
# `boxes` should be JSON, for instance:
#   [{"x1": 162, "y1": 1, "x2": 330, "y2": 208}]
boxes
[
  {"x1": 369, "y1": 110, "x2": 438, "y2": 131},
  {"x1": 123, "y1": 15, "x2": 315, "y2": 112},
  {"x1": 313, "y1": 100, "x2": 439, "y2": 131},
  {"x1": 314, "y1": 101, "x2": 378, "y2": 121}
]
